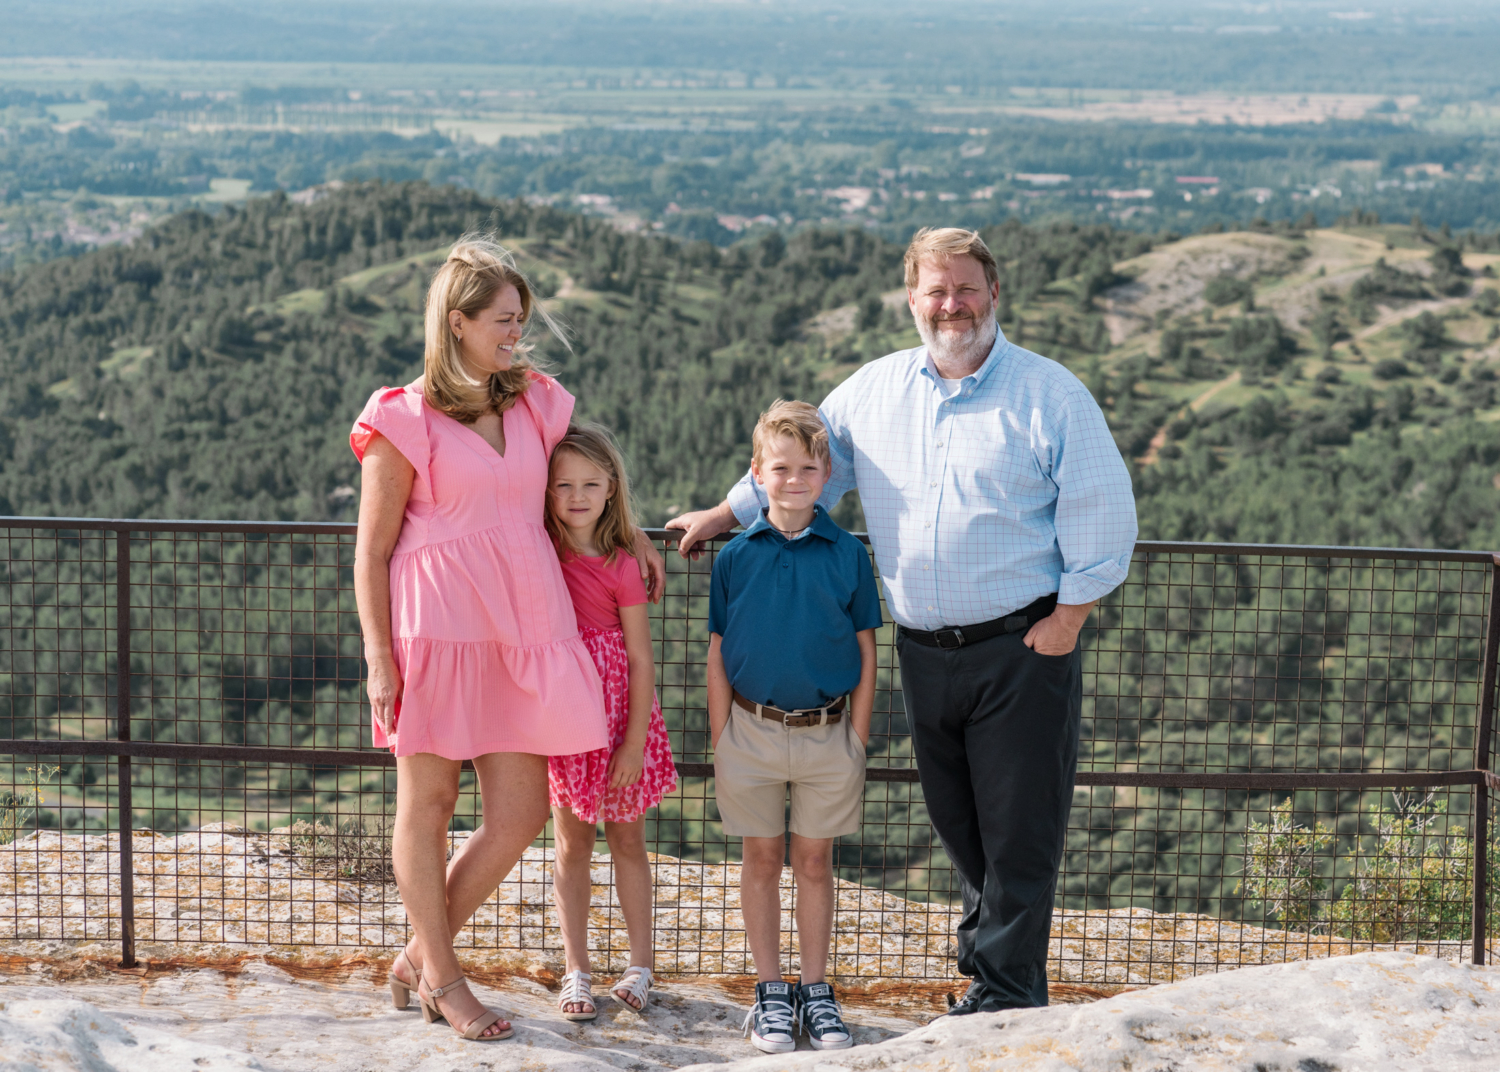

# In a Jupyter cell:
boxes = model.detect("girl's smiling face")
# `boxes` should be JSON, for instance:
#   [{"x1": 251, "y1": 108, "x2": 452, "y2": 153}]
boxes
[{"x1": 549, "y1": 449, "x2": 614, "y2": 550}]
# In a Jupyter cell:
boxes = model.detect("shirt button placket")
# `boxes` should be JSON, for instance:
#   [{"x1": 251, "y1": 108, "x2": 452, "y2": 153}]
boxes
[{"x1": 930, "y1": 402, "x2": 953, "y2": 624}]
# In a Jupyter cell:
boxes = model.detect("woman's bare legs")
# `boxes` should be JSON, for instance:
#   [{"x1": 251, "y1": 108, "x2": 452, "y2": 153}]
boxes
[
  {"x1": 551, "y1": 805, "x2": 601, "y2": 1014},
  {"x1": 603, "y1": 818, "x2": 654, "y2": 1009},
  {"x1": 396, "y1": 751, "x2": 549, "y2": 1037},
  {"x1": 444, "y1": 752, "x2": 552, "y2": 926}
]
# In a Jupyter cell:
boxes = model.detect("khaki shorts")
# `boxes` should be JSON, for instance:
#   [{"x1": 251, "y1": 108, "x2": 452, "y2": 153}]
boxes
[{"x1": 712, "y1": 706, "x2": 866, "y2": 839}]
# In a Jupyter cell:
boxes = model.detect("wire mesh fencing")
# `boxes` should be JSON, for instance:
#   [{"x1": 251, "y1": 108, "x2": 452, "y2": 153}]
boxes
[{"x1": 0, "y1": 518, "x2": 1495, "y2": 985}]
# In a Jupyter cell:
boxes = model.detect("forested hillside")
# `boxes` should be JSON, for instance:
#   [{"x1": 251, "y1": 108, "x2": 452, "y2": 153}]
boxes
[{"x1": 3, "y1": 181, "x2": 1500, "y2": 549}]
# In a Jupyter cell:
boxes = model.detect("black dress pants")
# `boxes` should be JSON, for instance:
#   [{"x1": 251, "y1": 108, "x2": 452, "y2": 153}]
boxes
[{"x1": 897, "y1": 629, "x2": 1081, "y2": 1009}]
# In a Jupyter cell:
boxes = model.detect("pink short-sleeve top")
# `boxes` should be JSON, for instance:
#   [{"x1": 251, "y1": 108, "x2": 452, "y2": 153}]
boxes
[{"x1": 557, "y1": 550, "x2": 649, "y2": 631}]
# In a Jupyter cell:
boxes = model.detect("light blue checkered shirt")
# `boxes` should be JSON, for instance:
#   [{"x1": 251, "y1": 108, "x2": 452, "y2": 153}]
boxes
[{"x1": 727, "y1": 329, "x2": 1137, "y2": 632}]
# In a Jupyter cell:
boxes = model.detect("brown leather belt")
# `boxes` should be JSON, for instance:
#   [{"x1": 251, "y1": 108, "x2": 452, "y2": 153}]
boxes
[{"x1": 733, "y1": 690, "x2": 846, "y2": 727}]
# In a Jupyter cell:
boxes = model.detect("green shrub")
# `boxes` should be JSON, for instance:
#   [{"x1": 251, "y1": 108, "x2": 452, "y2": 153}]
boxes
[
  {"x1": 1204, "y1": 273, "x2": 1254, "y2": 307},
  {"x1": 1239, "y1": 799, "x2": 1333, "y2": 928},
  {"x1": 0, "y1": 766, "x2": 60, "y2": 845},
  {"x1": 1240, "y1": 792, "x2": 1500, "y2": 943},
  {"x1": 1326, "y1": 794, "x2": 1495, "y2": 944},
  {"x1": 1222, "y1": 315, "x2": 1296, "y2": 377}
]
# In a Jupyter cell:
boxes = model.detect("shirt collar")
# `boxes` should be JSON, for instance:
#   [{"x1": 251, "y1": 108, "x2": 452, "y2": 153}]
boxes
[
  {"x1": 917, "y1": 326, "x2": 1010, "y2": 392},
  {"x1": 744, "y1": 503, "x2": 840, "y2": 543}
]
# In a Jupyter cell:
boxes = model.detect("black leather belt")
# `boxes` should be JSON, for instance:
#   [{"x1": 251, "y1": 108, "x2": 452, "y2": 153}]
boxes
[{"x1": 898, "y1": 593, "x2": 1059, "y2": 650}]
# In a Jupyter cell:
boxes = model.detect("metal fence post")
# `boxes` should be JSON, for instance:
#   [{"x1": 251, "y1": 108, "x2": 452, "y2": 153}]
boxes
[
  {"x1": 1472, "y1": 556, "x2": 1500, "y2": 966},
  {"x1": 115, "y1": 529, "x2": 136, "y2": 969}
]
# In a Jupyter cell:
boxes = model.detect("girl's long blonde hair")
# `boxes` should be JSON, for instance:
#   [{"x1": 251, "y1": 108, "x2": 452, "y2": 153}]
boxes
[
  {"x1": 422, "y1": 233, "x2": 567, "y2": 423},
  {"x1": 546, "y1": 423, "x2": 640, "y2": 564}
]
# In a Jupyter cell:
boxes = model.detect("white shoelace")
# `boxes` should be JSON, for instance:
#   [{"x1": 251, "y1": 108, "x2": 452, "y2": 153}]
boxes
[
  {"x1": 742, "y1": 996, "x2": 796, "y2": 1039},
  {"x1": 800, "y1": 994, "x2": 847, "y2": 1037}
]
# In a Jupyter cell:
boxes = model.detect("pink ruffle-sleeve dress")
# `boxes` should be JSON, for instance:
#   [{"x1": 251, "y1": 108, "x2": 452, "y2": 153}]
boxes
[{"x1": 349, "y1": 374, "x2": 607, "y2": 759}]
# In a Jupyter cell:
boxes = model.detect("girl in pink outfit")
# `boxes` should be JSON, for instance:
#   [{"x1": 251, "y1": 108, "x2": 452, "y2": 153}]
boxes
[
  {"x1": 351, "y1": 236, "x2": 662, "y2": 1042},
  {"x1": 544, "y1": 424, "x2": 677, "y2": 1022}
]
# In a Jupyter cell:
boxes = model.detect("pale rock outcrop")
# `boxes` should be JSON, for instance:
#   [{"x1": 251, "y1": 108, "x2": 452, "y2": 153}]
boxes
[
  {"x1": 686, "y1": 952, "x2": 1499, "y2": 1072},
  {"x1": 0, "y1": 996, "x2": 268, "y2": 1071}
]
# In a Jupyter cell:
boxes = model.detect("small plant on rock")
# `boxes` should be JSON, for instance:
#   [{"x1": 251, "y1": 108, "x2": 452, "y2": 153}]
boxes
[
  {"x1": 0, "y1": 765, "x2": 61, "y2": 845},
  {"x1": 1239, "y1": 798, "x2": 1333, "y2": 930},
  {"x1": 287, "y1": 808, "x2": 396, "y2": 883}
]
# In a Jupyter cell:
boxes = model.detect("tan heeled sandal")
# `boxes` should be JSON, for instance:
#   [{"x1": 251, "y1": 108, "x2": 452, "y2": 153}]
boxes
[
  {"x1": 418, "y1": 975, "x2": 514, "y2": 1041},
  {"x1": 388, "y1": 948, "x2": 420, "y2": 1010}
]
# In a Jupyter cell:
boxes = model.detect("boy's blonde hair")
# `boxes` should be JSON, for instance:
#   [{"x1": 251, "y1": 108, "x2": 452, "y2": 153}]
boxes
[
  {"x1": 546, "y1": 422, "x2": 640, "y2": 563},
  {"x1": 422, "y1": 233, "x2": 568, "y2": 423},
  {"x1": 751, "y1": 399, "x2": 830, "y2": 467},
  {"x1": 903, "y1": 226, "x2": 1000, "y2": 290}
]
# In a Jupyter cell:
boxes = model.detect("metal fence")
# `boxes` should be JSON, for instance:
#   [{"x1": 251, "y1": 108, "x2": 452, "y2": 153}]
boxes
[{"x1": 0, "y1": 517, "x2": 1495, "y2": 987}]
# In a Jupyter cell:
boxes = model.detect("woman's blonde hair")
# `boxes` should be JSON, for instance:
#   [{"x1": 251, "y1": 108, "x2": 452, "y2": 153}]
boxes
[
  {"x1": 422, "y1": 233, "x2": 567, "y2": 423},
  {"x1": 546, "y1": 423, "x2": 641, "y2": 563}
]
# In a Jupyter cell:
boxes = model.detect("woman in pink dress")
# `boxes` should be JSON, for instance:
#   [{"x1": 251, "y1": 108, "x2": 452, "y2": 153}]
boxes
[{"x1": 351, "y1": 236, "x2": 663, "y2": 1041}]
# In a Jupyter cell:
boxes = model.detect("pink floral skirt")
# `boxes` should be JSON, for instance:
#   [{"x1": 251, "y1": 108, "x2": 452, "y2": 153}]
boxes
[{"x1": 548, "y1": 625, "x2": 678, "y2": 824}]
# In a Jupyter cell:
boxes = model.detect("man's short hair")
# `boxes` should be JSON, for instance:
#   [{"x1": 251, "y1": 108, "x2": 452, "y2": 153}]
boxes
[
  {"x1": 903, "y1": 227, "x2": 1000, "y2": 290},
  {"x1": 752, "y1": 399, "x2": 830, "y2": 467}
]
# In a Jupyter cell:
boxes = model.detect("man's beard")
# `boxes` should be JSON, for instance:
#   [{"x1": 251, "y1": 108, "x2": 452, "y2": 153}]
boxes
[{"x1": 915, "y1": 299, "x2": 998, "y2": 367}]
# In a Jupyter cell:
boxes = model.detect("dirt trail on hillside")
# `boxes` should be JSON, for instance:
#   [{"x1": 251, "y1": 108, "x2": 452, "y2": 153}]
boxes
[
  {"x1": 1356, "y1": 291, "x2": 1475, "y2": 340},
  {"x1": 1138, "y1": 372, "x2": 1241, "y2": 465}
]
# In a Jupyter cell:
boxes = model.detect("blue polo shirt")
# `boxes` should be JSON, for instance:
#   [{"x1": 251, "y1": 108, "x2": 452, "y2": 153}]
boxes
[{"x1": 709, "y1": 505, "x2": 883, "y2": 711}]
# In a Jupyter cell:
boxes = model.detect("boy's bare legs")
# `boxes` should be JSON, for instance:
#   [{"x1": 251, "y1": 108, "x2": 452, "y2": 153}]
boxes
[
  {"x1": 603, "y1": 818, "x2": 655, "y2": 1008},
  {"x1": 551, "y1": 805, "x2": 599, "y2": 1014},
  {"x1": 788, "y1": 834, "x2": 836, "y2": 984},
  {"x1": 741, "y1": 835, "x2": 788, "y2": 982},
  {"x1": 743, "y1": 835, "x2": 837, "y2": 983}
]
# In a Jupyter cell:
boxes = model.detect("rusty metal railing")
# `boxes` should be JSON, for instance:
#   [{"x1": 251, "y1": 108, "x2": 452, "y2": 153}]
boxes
[{"x1": 0, "y1": 516, "x2": 1494, "y2": 982}]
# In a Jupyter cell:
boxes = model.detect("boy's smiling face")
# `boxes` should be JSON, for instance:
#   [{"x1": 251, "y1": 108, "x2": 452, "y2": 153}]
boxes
[{"x1": 752, "y1": 433, "x2": 828, "y2": 527}]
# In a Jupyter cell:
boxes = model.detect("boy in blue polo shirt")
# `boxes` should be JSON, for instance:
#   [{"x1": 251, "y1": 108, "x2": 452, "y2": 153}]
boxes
[{"x1": 707, "y1": 400, "x2": 882, "y2": 1054}]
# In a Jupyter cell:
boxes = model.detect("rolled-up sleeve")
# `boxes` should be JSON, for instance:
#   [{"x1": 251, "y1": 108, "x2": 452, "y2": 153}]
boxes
[{"x1": 1049, "y1": 382, "x2": 1137, "y2": 606}]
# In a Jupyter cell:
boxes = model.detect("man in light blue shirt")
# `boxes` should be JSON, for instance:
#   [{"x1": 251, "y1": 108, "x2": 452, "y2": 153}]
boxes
[{"x1": 670, "y1": 227, "x2": 1136, "y2": 1014}]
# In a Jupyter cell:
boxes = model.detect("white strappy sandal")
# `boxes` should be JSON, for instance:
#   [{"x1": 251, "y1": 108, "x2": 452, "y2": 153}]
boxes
[
  {"x1": 611, "y1": 966, "x2": 653, "y2": 1014},
  {"x1": 558, "y1": 969, "x2": 597, "y2": 1022}
]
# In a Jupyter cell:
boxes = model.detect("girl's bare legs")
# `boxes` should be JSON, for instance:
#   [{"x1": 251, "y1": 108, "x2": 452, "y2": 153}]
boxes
[
  {"x1": 603, "y1": 818, "x2": 654, "y2": 1008},
  {"x1": 398, "y1": 752, "x2": 550, "y2": 1037},
  {"x1": 551, "y1": 805, "x2": 601, "y2": 1013}
]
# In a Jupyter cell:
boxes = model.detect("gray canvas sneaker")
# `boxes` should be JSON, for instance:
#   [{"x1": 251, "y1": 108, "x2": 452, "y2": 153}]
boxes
[
  {"x1": 795, "y1": 980, "x2": 852, "y2": 1050},
  {"x1": 742, "y1": 980, "x2": 797, "y2": 1053}
]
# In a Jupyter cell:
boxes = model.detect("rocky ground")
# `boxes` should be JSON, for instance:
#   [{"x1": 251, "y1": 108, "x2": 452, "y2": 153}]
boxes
[
  {"x1": 684, "y1": 952, "x2": 1500, "y2": 1072},
  {"x1": 1, "y1": 828, "x2": 1494, "y2": 1069},
  {"x1": 0, "y1": 951, "x2": 933, "y2": 1072},
  {"x1": 0, "y1": 951, "x2": 1492, "y2": 1071}
]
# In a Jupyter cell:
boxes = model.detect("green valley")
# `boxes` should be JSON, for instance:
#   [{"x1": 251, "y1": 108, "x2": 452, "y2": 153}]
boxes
[{"x1": 3, "y1": 181, "x2": 1499, "y2": 549}]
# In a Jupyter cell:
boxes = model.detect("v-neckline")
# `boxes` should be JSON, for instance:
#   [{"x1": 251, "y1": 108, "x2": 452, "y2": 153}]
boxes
[{"x1": 446, "y1": 407, "x2": 510, "y2": 461}]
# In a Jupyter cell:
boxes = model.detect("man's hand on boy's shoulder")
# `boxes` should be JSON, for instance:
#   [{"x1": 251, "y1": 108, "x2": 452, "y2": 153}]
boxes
[{"x1": 665, "y1": 501, "x2": 739, "y2": 557}]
